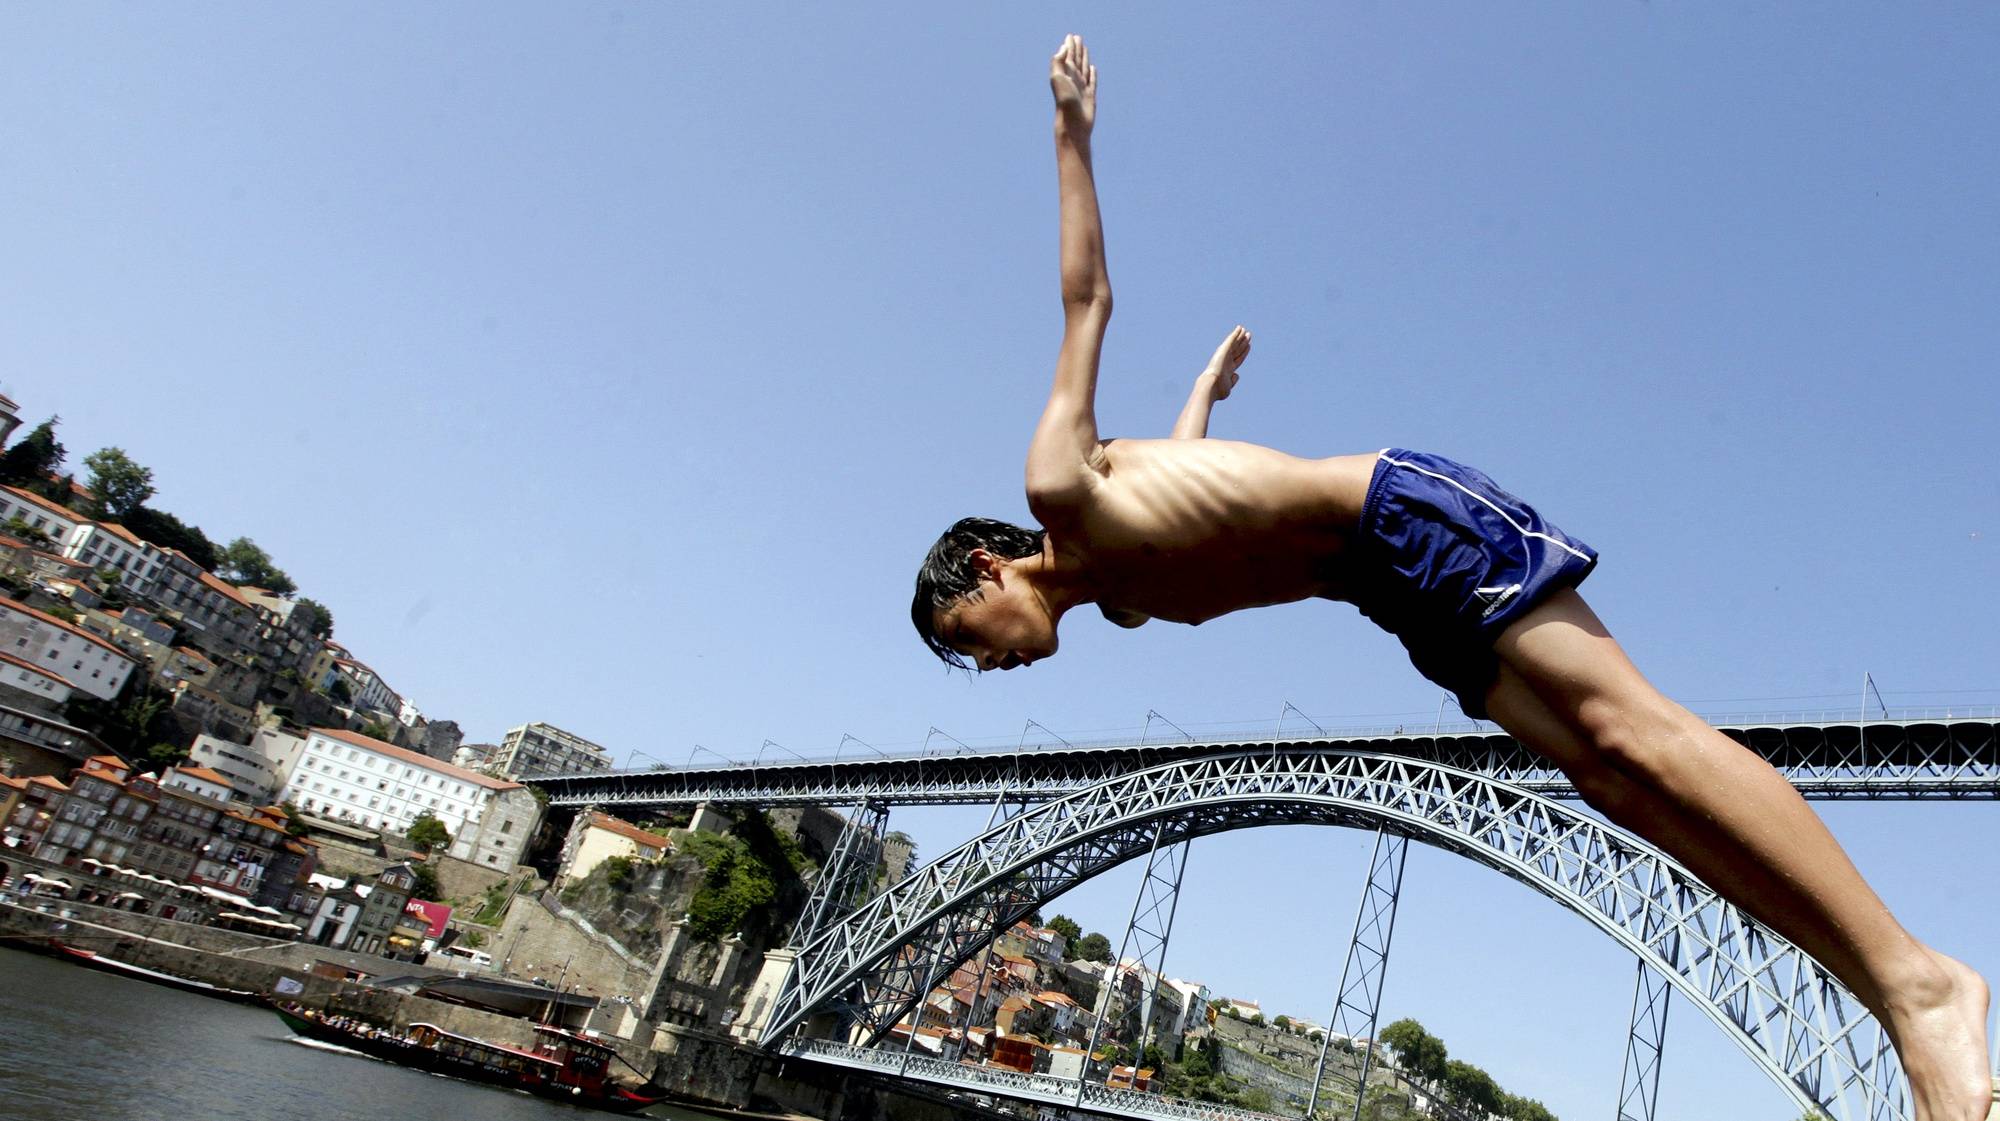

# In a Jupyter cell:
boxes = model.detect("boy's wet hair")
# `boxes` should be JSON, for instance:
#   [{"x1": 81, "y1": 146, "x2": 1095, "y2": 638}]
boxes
[{"x1": 911, "y1": 517, "x2": 1046, "y2": 669}]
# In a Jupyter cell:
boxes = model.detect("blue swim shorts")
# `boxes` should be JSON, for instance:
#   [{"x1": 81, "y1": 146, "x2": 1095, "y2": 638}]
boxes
[{"x1": 1350, "y1": 449, "x2": 1598, "y2": 719}]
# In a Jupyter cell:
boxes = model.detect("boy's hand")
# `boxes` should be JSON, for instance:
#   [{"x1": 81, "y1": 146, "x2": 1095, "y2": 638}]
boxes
[
  {"x1": 1050, "y1": 34, "x2": 1097, "y2": 139},
  {"x1": 1200, "y1": 325, "x2": 1251, "y2": 401}
]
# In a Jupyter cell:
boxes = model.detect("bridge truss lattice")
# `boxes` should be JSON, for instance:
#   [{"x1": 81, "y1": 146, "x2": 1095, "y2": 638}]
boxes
[{"x1": 761, "y1": 749, "x2": 1911, "y2": 1121}]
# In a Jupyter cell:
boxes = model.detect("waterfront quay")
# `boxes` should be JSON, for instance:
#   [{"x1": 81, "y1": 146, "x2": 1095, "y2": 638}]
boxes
[{"x1": 0, "y1": 897, "x2": 969, "y2": 1121}]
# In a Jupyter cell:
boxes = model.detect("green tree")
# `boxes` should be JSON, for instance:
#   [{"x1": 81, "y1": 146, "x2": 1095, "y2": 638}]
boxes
[
  {"x1": 1073, "y1": 931, "x2": 1113, "y2": 962},
  {"x1": 4, "y1": 516, "x2": 54, "y2": 548},
  {"x1": 1181, "y1": 1039, "x2": 1214, "y2": 1079},
  {"x1": 0, "y1": 417, "x2": 66, "y2": 487},
  {"x1": 1273, "y1": 1014, "x2": 1291, "y2": 1030},
  {"x1": 279, "y1": 801, "x2": 311, "y2": 837},
  {"x1": 294, "y1": 597, "x2": 335, "y2": 639},
  {"x1": 122, "y1": 506, "x2": 220, "y2": 570},
  {"x1": 1048, "y1": 913, "x2": 1082, "y2": 952},
  {"x1": 68, "y1": 686, "x2": 177, "y2": 762},
  {"x1": 405, "y1": 811, "x2": 451, "y2": 854},
  {"x1": 1501, "y1": 1096, "x2": 1559, "y2": 1121},
  {"x1": 146, "y1": 740, "x2": 189, "y2": 770},
  {"x1": 360, "y1": 719, "x2": 391, "y2": 740},
  {"x1": 600, "y1": 854, "x2": 638, "y2": 888},
  {"x1": 218, "y1": 536, "x2": 296, "y2": 594},
  {"x1": 1379, "y1": 1018, "x2": 1448, "y2": 1084},
  {"x1": 81, "y1": 448, "x2": 154, "y2": 519},
  {"x1": 1444, "y1": 1060, "x2": 1503, "y2": 1115},
  {"x1": 680, "y1": 812, "x2": 809, "y2": 941},
  {"x1": 407, "y1": 860, "x2": 441, "y2": 901}
]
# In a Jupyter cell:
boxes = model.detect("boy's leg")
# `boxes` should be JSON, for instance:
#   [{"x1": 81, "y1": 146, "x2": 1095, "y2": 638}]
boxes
[{"x1": 1483, "y1": 588, "x2": 1991, "y2": 1121}]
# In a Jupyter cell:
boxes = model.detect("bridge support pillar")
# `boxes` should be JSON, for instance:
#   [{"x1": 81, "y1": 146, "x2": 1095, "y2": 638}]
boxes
[
  {"x1": 1307, "y1": 827, "x2": 1409, "y2": 1120},
  {"x1": 1076, "y1": 822, "x2": 1189, "y2": 1096},
  {"x1": 1616, "y1": 961, "x2": 1674, "y2": 1121},
  {"x1": 1617, "y1": 866, "x2": 1683, "y2": 1121},
  {"x1": 734, "y1": 947, "x2": 799, "y2": 1043},
  {"x1": 707, "y1": 934, "x2": 748, "y2": 1028},
  {"x1": 642, "y1": 917, "x2": 694, "y2": 1022}
]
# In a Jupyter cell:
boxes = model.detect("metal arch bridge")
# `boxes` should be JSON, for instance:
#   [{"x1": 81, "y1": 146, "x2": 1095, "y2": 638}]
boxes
[
  {"x1": 533, "y1": 716, "x2": 2000, "y2": 809},
  {"x1": 526, "y1": 717, "x2": 1998, "y2": 1121}
]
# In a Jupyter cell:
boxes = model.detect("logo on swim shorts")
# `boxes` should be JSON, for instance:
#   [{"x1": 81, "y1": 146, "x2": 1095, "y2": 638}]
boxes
[{"x1": 1474, "y1": 584, "x2": 1522, "y2": 619}]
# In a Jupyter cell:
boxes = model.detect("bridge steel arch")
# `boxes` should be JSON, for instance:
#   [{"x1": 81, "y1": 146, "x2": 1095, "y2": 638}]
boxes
[{"x1": 764, "y1": 748, "x2": 1907, "y2": 1121}]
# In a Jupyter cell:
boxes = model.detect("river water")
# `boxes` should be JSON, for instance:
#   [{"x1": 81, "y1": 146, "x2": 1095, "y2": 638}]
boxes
[{"x1": 0, "y1": 946, "x2": 727, "y2": 1121}]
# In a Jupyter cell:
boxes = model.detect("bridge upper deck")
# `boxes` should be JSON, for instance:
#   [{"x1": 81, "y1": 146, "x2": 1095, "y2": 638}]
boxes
[{"x1": 531, "y1": 716, "x2": 1999, "y2": 810}]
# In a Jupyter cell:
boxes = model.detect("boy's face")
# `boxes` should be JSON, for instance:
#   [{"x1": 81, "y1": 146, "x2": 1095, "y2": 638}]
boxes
[{"x1": 932, "y1": 551, "x2": 1059, "y2": 671}]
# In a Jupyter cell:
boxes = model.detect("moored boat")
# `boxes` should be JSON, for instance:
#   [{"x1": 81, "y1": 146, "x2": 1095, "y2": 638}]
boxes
[
  {"x1": 268, "y1": 1000, "x2": 668, "y2": 1114},
  {"x1": 40, "y1": 940, "x2": 261, "y2": 1003}
]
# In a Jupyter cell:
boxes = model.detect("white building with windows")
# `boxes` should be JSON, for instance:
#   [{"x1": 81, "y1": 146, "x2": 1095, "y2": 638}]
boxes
[
  {"x1": 492, "y1": 722, "x2": 613, "y2": 779},
  {"x1": 453, "y1": 785, "x2": 542, "y2": 869},
  {"x1": 0, "y1": 650, "x2": 74, "y2": 708},
  {"x1": 62, "y1": 522, "x2": 166, "y2": 599},
  {"x1": 187, "y1": 733, "x2": 287, "y2": 805},
  {"x1": 0, "y1": 598, "x2": 139, "y2": 701},
  {"x1": 0, "y1": 486, "x2": 83, "y2": 550},
  {"x1": 332, "y1": 658, "x2": 401, "y2": 717},
  {"x1": 274, "y1": 727, "x2": 536, "y2": 867}
]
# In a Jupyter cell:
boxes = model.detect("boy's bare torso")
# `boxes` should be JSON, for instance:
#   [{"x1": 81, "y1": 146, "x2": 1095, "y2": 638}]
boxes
[{"x1": 1035, "y1": 440, "x2": 1380, "y2": 627}]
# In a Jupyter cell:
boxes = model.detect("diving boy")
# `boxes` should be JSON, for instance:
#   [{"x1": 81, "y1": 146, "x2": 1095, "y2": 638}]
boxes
[{"x1": 911, "y1": 36, "x2": 1990, "y2": 1121}]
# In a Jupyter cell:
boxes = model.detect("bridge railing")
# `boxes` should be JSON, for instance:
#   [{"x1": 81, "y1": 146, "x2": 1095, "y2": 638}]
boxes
[
  {"x1": 781, "y1": 1037, "x2": 1287, "y2": 1121},
  {"x1": 528, "y1": 704, "x2": 2000, "y2": 781}
]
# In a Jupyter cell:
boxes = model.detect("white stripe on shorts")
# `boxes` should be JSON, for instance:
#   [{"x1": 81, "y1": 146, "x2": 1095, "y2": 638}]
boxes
[{"x1": 1380, "y1": 454, "x2": 1593, "y2": 563}]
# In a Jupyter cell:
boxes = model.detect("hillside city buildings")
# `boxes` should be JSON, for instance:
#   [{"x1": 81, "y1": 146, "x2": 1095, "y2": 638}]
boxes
[
  {"x1": 491, "y1": 722, "x2": 613, "y2": 779},
  {"x1": 0, "y1": 393, "x2": 1427, "y2": 1115}
]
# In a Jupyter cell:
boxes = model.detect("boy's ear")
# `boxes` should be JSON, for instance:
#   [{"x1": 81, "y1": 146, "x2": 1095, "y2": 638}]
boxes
[{"x1": 968, "y1": 548, "x2": 1003, "y2": 582}]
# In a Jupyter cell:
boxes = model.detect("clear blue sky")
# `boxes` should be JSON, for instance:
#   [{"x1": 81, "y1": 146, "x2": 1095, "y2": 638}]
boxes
[{"x1": 4, "y1": 6, "x2": 1995, "y2": 1118}]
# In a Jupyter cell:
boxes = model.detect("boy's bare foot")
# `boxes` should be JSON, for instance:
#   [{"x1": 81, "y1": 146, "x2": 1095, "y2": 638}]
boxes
[
  {"x1": 1201, "y1": 325, "x2": 1251, "y2": 401},
  {"x1": 1884, "y1": 950, "x2": 1990, "y2": 1121}
]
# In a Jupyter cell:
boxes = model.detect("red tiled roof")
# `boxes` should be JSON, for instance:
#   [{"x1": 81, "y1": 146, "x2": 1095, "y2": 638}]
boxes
[
  {"x1": 0, "y1": 485, "x2": 86, "y2": 523},
  {"x1": 84, "y1": 754, "x2": 126, "y2": 768},
  {"x1": 585, "y1": 812, "x2": 673, "y2": 851},
  {"x1": 93, "y1": 522, "x2": 148, "y2": 549},
  {"x1": 0, "y1": 651, "x2": 74, "y2": 687},
  {"x1": 310, "y1": 727, "x2": 523, "y2": 791},
  {"x1": 31, "y1": 552, "x2": 91, "y2": 573},
  {"x1": 172, "y1": 765, "x2": 235, "y2": 788},
  {"x1": 194, "y1": 570, "x2": 253, "y2": 610},
  {"x1": 72, "y1": 769, "x2": 126, "y2": 791},
  {"x1": 0, "y1": 598, "x2": 135, "y2": 662}
]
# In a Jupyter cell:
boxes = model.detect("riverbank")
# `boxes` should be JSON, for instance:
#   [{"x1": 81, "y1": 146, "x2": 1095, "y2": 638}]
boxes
[{"x1": 0, "y1": 900, "x2": 1000, "y2": 1121}]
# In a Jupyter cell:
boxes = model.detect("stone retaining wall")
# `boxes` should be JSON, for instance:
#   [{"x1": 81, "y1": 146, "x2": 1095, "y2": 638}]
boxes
[{"x1": 487, "y1": 891, "x2": 655, "y2": 1003}]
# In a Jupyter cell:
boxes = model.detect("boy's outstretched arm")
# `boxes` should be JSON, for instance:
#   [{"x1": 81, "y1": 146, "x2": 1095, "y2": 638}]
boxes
[
  {"x1": 1027, "y1": 35, "x2": 1110, "y2": 511},
  {"x1": 1171, "y1": 326, "x2": 1252, "y2": 439}
]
